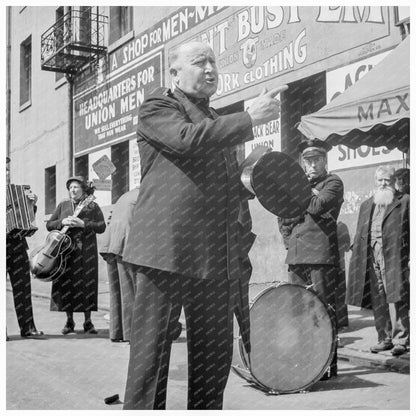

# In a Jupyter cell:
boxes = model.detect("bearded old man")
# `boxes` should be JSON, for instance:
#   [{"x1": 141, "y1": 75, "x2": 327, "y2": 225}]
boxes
[{"x1": 346, "y1": 165, "x2": 410, "y2": 356}]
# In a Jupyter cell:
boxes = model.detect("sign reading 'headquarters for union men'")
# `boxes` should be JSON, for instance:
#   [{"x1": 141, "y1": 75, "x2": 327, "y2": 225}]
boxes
[
  {"x1": 73, "y1": 6, "x2": 225, "y2": 156},
  {"x1": 73, "y1": 6, "x2": 392, "y2": 156}
]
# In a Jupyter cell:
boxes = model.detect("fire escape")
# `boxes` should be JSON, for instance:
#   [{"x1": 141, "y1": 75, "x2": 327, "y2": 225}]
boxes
[
  {"x1": 40, "y1": 7, "x2": 108, "y2": 177},
  {"x1": 41, "y1": 8, "x2": 107, "y2": 75}
]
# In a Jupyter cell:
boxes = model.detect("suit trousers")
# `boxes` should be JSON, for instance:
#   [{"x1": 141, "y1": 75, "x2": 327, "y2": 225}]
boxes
[
  {"x1": 6, "y1": 237, "x2": 37, "y2": 335},
  {"x1": 106, "y1": 254, "x2": 136, "y2": 341},
  {"x1": 287, "y1": 264, "x2": 338, "y2": 368},
  {"x1": 287, "y1": 264, "x2": 338, "y2": 322},
  {"x1": 369, "y1": 242, "x2": 409, "y2": 346},
  {"x1": 123, "y1": 266, "x2": 234, "y2": 410}
]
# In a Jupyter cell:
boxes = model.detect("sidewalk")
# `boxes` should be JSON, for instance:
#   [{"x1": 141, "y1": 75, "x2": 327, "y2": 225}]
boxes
[{"x1": 26, "y1": 276, "x2": 410, "y2": 375}]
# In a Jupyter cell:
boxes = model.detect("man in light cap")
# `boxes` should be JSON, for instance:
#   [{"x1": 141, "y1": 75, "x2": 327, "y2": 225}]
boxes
[{"x1": 278, "y1": 138, "x2": 344, "y2": 380}]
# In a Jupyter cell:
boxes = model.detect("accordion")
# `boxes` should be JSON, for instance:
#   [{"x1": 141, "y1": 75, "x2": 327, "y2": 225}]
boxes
[{"x1": 6, "y1": 184, "x2": 38, "y2": 238}]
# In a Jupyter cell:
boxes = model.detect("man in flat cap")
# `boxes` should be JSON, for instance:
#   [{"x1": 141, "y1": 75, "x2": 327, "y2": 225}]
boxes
[{"x1": 278, "y1": 138, "x2": 344, "y2": 380}]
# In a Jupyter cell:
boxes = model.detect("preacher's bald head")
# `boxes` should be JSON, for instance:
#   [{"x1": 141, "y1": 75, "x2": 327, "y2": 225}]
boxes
[{"x1": 168, "y1": 42, "x2": 214, "y2": 71}]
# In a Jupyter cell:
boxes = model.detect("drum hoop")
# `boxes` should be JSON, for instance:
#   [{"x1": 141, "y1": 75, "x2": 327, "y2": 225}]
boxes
[{"x1": 238, "y1": 281, "x2": 337, "y2": 394}]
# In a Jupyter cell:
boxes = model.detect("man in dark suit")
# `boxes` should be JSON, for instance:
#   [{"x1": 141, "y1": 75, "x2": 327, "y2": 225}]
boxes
[
  {"x1": 6, "y1": 157, "x2": 43, "y2": 339},
  {"x1": 100, "y1": 187, "x2": 140, "y2": 342},
  {"x1": 121, "y1": 41, "x2": 287, "y2": 410},
  {"x1": 346, "y1": 165, "x2": 409, "y2": 356},
  {"x1": 278, "y1": 139, "x2": 344, "y2": 380}
]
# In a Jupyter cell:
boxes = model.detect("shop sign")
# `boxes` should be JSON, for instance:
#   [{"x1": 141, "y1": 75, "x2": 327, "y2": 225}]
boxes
[
  {"x1": 88, "y1": 148, "x2": 112, "y2": 206},
  {"x1": 92, "y1": 178, "x2": 112, "y2": 191},
  {"x1": 244, "y1": 96, "x2": 282, "y2": 157},
  {"x1": 175, "y1": 6, "x2": 390, "y2": 98},
  {"x1": 92, "y1": 154, "x2": 116, "y2": 180},
  {"x1": 109, "y1": 6, "x2": 226, "y2": 72},
  {"x1": 325, "y1": 52, "x2": 403, "y2": 171},
  {"x1": 129, "y1": 139, "x2": 141, "y2": 191},
  {"x1": 74, "y1": 52, "x2": 163, "y2": 156}
]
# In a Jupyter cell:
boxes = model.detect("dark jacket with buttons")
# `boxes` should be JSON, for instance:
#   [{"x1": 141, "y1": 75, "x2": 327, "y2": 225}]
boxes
[
  {"x1": 279, "y1": 173, "x2": 344, "y2": 266},
  {"x1": 122, "y1": 87, "x2": 255, "y2": 281}
]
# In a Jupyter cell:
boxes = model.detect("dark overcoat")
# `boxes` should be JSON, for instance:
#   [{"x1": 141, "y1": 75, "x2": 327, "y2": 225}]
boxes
[
  {"x1": 122, "y1": 87, "x2": 254, "y2": 282},
  {"x1": 346, "y1": 193, "x2": 410, "y2": 307},
  {"x1": 279, "y1": 173, "x2": 344, "y2": 265},
  {"x1": 46, "y1": 198, "x2": 106, "y2": 311}
]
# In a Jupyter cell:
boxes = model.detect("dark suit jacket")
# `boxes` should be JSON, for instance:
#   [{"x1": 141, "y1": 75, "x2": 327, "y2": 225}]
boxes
[
  {"x1": 122, "y1": 87, "x2": 254, "y2": 281},
  {"x1": 100, "y1": 188, "x2": 140, "y2": 258},
  {"x1": 346, "y1": 193, "x2": 410, "y2": 307},
  {"x1": 279, "y1": 173, "x2": 344, "y2": 265}
]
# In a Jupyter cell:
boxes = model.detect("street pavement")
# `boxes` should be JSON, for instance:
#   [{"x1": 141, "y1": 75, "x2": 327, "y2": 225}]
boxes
[{"x1": 5, "y1": 276, "x2": 411, "y2": 411}]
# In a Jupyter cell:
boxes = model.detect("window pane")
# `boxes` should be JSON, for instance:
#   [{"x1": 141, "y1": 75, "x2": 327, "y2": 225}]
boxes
[
  {"x1": 20, "y1": 36, "x2": 31, "y2": 105},
  {"x1": 109, "y1": 6, "x2": 132, "y2": 44},
  {"x1": 45, "y1": 165, "x2": 56, "y2": 214}
]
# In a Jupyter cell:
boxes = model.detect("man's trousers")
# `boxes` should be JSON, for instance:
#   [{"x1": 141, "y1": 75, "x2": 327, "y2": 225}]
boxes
[
  {"x1": 6, "y1": 236, "x2": 37, "y2": 335},
  {"x1": 123, "y1": 267, "x2": 234, "y2": 410},
  {"x1": 106, "y1": 254, "x2": 136, "y2": 341},
  {"x1": 369, "y1": 242, "x2": 409, "y2": 346}
]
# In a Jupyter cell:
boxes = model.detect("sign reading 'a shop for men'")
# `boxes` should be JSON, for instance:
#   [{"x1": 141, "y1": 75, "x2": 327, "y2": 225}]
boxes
[{"x1": 73, "y1": 6, "x2": 225, "y2": 156}]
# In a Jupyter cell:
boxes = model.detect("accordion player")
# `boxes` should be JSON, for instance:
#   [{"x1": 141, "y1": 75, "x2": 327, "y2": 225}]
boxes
[{"x1": 6, "y1": 184, "x2": 38, "y2": 238}]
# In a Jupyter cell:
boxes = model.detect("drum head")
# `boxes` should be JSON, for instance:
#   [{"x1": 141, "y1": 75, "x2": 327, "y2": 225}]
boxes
[
  {"x1": 242, "y1": 283, "x2": 335, "y2": 393},
  {"x1": 251, "y1": 152, "x2": 311, "y2": 218}
]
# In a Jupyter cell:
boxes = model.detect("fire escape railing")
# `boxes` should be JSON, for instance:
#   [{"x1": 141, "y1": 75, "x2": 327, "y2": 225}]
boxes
[{"x1": 41, "y1": 8, "x2": 107, "y2": 74}]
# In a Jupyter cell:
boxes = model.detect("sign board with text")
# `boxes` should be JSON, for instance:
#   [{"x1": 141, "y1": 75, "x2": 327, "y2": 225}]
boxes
[
  {"x1": 74, "y1": 52, "x2": 163, "y2": 156},
  {"x1": 168, "y1": 6, "x2": 393, "y2": 100},
  {"x1": 129, "y1": 139, "x2": 141, "y2": 190},
  {"x1": 326, "y1": 51, "x2": 403, "y2": 171},
  {"x1": 244, "y1": 96, "x2": 281, "y2": 157}
]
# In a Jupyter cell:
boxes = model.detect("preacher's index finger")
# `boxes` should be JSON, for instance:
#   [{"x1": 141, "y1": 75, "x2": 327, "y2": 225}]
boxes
[{"x1": 265, "y1": 85, "x2": 289, "y2": 98}]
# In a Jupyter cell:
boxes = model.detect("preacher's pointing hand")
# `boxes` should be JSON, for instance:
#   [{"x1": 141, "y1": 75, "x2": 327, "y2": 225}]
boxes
[{"x1": 246, "y1": 85, "x2": 288, "y2": 126}]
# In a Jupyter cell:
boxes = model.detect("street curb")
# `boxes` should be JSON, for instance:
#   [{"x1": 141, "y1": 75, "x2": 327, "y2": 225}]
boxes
[
  {"x1": 338, "y1": 347, "x2": 410, "y2": 374},
  {"x1": 25, "y1": 289, "x2": 410, "y2": 374}
]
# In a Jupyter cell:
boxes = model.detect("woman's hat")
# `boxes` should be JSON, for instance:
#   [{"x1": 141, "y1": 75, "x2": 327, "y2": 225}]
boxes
[{"x1": 66, "y1": 175, "x2": 87, "y2": 190}]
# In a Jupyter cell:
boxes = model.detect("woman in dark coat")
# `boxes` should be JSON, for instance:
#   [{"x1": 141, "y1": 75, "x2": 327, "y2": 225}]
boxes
[{"x1": 46, "y1": 176, "x2": 106, "y2": 334}]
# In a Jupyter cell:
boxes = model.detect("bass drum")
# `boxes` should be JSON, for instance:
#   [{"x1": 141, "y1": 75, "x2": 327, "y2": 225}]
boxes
[{"x1": 233, "y1": 282, "x2": 336, "y2": 394}]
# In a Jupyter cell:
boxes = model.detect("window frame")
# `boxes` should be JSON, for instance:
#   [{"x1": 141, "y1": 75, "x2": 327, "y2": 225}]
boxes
[
  {"x1": 109, "y1": 6, "x2": 134, "y2": 47},
  {"x1": 19, "y1": 35, "x2": 32, "y2": 111}
]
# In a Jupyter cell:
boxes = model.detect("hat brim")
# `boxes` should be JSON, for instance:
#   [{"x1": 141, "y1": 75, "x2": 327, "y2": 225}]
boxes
[
  {"x1": 66, "y1": 176, "x2": 85, "y2": 189},
  {"x1": 251, "y1": 151, "x2": 311, "y2": 218}
]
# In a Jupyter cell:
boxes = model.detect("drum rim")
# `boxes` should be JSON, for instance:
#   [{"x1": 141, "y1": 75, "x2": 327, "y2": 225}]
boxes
[{"x1": 238, "y1": 281, "x2": 337, "y2": 394}]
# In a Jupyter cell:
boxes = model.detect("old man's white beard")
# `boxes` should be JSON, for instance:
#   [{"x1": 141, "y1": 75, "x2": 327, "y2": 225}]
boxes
[{"x1": 373, "y1": 187, "x2": 395, "y2": 207}]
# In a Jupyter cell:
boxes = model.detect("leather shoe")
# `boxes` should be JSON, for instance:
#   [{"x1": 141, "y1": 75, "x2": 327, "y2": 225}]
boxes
[
  {"x1": 370, "y1": 340, "x2": 393, "y2": 353},
  {"x1": 62, "y1": 320, "x2": 75, "y2": 335},
  {"x1": 391, "y1": 344, "x2": 407, "y2": 356},
  {"x1": 21, "y1": 330, "x2": 44, "y2": 338},
  {"x1": 83, "y1": 320, "x2": 98, "y2": 334}
]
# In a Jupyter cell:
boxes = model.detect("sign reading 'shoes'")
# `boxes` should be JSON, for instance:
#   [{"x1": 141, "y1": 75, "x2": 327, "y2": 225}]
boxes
[{"x1": 73, "y1": 52, "x2": 163, "y2": 156}]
